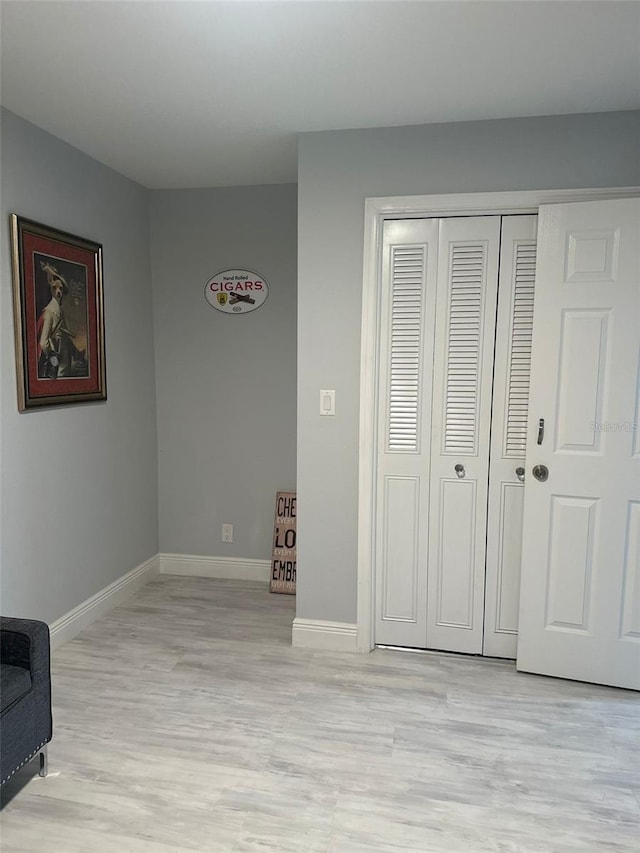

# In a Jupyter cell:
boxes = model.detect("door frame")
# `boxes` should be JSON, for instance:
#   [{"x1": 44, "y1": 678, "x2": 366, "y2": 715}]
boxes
[{"x1": 357, "y1": 186, "x2": 640, "y2": 653}]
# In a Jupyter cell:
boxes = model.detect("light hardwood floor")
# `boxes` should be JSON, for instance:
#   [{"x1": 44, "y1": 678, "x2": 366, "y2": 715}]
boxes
[{"x1": 1, "y1": 576, "x2": 639, "y2": 852}]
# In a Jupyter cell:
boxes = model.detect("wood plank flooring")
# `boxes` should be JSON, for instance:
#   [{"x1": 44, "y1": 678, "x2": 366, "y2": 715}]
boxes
[{"x1": 1, "y1": 576, "x2": 639, "y2": 852}]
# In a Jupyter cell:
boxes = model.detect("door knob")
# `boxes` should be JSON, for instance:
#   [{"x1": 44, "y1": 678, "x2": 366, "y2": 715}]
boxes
[
  {"x1": 532, "y1": 464, "x2": 549, "y2": 482},
  {"x1": 515, "y1": 467, "x2": 525, "y2": 482},
  {"x1": 454, "y1": 463, "x2": 465, "y2": 479}
]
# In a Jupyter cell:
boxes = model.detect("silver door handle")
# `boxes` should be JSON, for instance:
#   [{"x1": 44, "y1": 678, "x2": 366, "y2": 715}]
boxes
[
  {"x1": 454, "y1": 463, "x2": 465, "y2": 479},
  {"x1": 532, "y1": 464, "x2": 549, "y2": 482},
  {"x1": 515, "y1": 467, "x2": 525, "y2": 482}
]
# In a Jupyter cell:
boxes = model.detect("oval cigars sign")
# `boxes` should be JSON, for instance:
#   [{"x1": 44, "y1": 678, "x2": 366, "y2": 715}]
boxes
[{"x1": 204, "y1": 268, "x2": 269, "y2": 315}]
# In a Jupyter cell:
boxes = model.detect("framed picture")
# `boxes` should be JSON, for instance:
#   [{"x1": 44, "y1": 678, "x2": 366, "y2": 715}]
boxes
[{"x1": 10, "y1": 215, "x2": 106, "y2": 411}]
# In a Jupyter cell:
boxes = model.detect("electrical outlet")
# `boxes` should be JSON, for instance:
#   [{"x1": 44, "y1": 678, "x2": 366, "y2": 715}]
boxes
[{"x1": 222, "y1": 523, "x2": 234, "y2": 543}]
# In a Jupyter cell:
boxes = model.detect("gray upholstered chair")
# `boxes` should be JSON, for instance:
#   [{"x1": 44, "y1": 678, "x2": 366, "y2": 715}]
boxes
[{"x1": 1, "y1": 618, "x2": 53, "y2": 786}]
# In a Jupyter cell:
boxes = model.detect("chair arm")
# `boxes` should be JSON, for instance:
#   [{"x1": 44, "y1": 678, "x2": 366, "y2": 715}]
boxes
[
  {"x1": 1, "y1": 618, "x2": 50, "y2": 680},
  {"x1": 0, "y1": 618, "x2": 53, "y2": 784},
  {"x1": 0, "y1": 618, "x2": 52, "y2": 737}
]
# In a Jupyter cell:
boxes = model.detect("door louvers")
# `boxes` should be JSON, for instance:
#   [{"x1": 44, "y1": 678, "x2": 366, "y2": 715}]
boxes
[
  {"x1": 443, "y1": 243, "x2": 487, "y2": 455},
  {"x1": 386, "y1": 245, "x2": 425, "y2": 453},
  {"x1": 505, "y1": 242, "x2": 537, "y2": 456}
]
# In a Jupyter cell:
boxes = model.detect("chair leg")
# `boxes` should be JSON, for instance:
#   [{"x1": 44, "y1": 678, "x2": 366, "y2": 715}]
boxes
[{"x1": 38, "y1": 746, "x2": 48, "y2": 778}]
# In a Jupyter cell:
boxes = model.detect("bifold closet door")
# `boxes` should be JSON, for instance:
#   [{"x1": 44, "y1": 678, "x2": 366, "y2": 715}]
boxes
[
  {"x1": 483, "y1": 215, "x2": 538, "y2": 658},
  {"x1": 374, "y1": 219, "x2": 439, "y2": 647},
  {"x1": 426, "y1": 217, "x2": 501, "y2": 654}
]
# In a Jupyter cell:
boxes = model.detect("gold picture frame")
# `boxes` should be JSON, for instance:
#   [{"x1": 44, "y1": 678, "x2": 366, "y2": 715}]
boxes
[{"x1": 10, "y1": 214, "x2": 106, "y2": 411}]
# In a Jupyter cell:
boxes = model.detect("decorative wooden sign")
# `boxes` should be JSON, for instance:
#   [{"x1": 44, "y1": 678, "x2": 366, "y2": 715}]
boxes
[{"x1": 270, "y1": 491, "x2": 296, "y2": 594}]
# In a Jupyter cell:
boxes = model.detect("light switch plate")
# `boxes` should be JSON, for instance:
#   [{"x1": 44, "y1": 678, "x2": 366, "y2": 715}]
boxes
[{"x1": 320, "y1": 389, "x2": 335, "y2": 416}]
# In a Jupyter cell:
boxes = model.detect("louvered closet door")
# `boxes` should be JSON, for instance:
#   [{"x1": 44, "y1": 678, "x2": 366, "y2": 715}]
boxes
[
  {"x1": 483, "y1": 215, "x2": 538, "y2": 658},
  {"x1": 426, "y1": 217, "x2": 501, "y2": 654},
  {"x1": 375, "y1": 219, "x2": 439, "y2": 647}
]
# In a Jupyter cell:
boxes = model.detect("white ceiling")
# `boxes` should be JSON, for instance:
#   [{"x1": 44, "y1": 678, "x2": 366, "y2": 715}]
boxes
[{"x1": 2, "y1": 1, "x2": 639, "y2": 189}]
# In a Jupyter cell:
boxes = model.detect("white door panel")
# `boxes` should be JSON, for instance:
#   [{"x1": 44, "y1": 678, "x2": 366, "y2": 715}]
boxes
[
  {"x1": 484, "y1": 215, "x2": 538, "y2": 658},
  {"x1": 375, "y1": 219, "x2": 438, "y2": 647},
  {"x1": 621, "y1": 502, "x2": 640, "y2": 639},
  {"x1": 427, "y1": 217, "x2": 501, "y2": 654},
  {"x1": 379, "y1": 476, "x2": 421, "y2": 624},
  {"x1": 517, "y1": 198, "x2": 640, "y2": 689},
  {"x1": 435, "y1": 477, "x2": 480, "y2": 628}
]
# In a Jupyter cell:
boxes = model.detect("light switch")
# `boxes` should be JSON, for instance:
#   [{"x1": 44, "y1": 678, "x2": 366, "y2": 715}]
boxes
[{"x1": 320, "y1": 389, "x2": 335, "y2": 416}]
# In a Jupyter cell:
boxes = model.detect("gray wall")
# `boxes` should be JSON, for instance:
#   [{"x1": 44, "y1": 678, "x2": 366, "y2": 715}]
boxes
[
  {"x1": 150, "y1": 185, "x2": 297, "y2": 559},
  {"x1": 0, "y1": 109, "x2": 158, "y2": 622},
  {"x1": 297, "y1": 110, "x2": 640, "y2": 625}
]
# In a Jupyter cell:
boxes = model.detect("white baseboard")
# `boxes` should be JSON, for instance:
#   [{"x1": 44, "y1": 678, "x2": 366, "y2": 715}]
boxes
[
  {"x1": 160, "y1": 553, "x2": 271, "y2": 582},
  {"x1": 49, "y1": 554, "x2": 161, "y2": 651},
  {"x1": 292, "y1": 618, "x2": 358, "y2": 652}
]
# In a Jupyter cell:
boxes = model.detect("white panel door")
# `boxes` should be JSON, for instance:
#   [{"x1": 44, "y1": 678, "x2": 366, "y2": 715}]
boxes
[
  {"x1": 375, "y1": 219, "x2": 438, "y2": 647},
  {"x1": 484, "y1": 215, "x2": 538, "y2": 658},
  {"x1": 426, "y1": 217, "x2": 501, "y2": 654},
  {"x1": 517, "y1": 197, "x2": 640, "y2": 689}
]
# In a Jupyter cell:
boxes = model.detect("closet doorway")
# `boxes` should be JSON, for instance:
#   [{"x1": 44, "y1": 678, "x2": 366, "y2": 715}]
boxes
[
  {"x1": 374, "y1": 213, "x2": 536, "y2": 658},
  {"x1": 357, "y1": 189, "x2": 640, "y2": 690}
]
